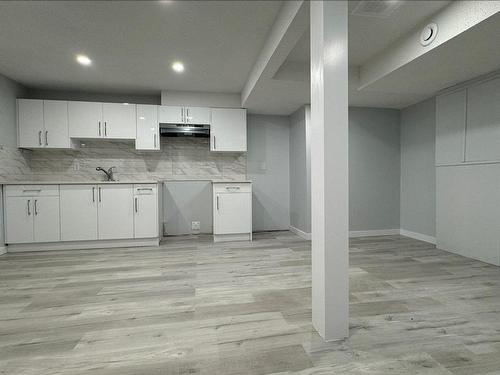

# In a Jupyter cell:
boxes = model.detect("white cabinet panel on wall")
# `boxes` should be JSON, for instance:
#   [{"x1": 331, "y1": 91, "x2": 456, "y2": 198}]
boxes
[
  {"x1": 435, "y1": 90, "x2": 466, "y2": 165},
  {"x1": 133, "y1": 185, "x2": 158, "y2": 238},
  {"x1": 60, "y1": 185, "x2": 98, "y2": 241},
  {"x1": 159, "y1": 106, "x2": 184, "y2": 124},
  {"x1": 210, "y1": 108, "x2": 247, "y2": 152},
  {"x1": 136, "y1": 104, "x2": 159, "y2": 150},
  {"x1": 43, "y1": 100, "x2": 70, "y2": 148},
  {"x1": 17, "y1": 99, "x2": 44, "y2": 148},
  {"x1": 185, "y1": 107, "x2": 210, "y2": 125},
  {"x1": 465, "y1": 77, "x2": 500, "y2": 162},
  {"x1": 68, "y1": 101, "x2": 102, "y2": 138},
  {"x1": 102, "y1": 103, "x2": 136, "y2": 139},
  {"x1": 97, "y1": 184, "x2": 134, "y2": 240},
  {"x1": 436, "y1": 164, "x2": 500, "y2": 265}
]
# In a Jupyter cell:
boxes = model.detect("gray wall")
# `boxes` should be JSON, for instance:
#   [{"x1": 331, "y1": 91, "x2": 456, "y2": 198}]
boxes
[
  {"x1": 247, "y1": 115, "x2": 290, "y2": 231},
  {"x1": 0, "y1": 73, "x2": 26, "y2": 248},
  {"x1": 349, "y1": 107, "x2": 401, "y2": 231},
  {"x1": 289, "y1": 105, "x2": 311, "y2": 233},
  {"x1": 400, "y1": 98, "x2": 436, "y2": 237}
]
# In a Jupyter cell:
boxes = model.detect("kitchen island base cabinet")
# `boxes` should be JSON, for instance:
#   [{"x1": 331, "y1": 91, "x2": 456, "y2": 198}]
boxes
[{"x1": 212, "y1": 183, "x2": 252, "y2": 243}]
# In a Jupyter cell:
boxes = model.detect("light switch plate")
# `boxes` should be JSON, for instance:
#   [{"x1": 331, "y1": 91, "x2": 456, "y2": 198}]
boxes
[{"x1": 191, "y1": 221, "x2": 201, "y2": 232}]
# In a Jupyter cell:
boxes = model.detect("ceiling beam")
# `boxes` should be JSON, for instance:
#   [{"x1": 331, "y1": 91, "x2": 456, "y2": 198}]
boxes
[
  {"x1": 358, "y1": 1, "x2": 500, "y2": 90},
  {"x1": 241, "y1": 0, "x2": 308, "y2": 107}
]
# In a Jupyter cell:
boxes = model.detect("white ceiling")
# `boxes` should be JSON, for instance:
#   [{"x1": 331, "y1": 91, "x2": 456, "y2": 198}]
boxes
[{"x1": 0, "y1": 0, "x2": 282, "y2": 94}]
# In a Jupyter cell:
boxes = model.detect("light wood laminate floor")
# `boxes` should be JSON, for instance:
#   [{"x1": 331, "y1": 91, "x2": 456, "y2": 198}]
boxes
[{"x1": 1, "y1": 232, "x2": 500, "y2": 374}]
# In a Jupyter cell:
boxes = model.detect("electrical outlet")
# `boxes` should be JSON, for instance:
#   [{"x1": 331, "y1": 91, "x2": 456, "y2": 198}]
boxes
[
  {"x1": 191, "y1": 221, "x2": 201, "y2": 232},
  {"x1": 73, "y1": 161, "x2": 80, "y2": 171}
]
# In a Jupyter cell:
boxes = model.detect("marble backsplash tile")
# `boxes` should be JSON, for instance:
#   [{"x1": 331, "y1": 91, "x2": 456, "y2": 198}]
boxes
[{"x1": 0, "y1": 137, "x2": 247, "y2": 182}]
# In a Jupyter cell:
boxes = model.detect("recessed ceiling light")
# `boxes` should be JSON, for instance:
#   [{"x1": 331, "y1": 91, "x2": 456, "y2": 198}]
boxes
[
  {"x1": 76, "y1": 54, "x2": 92, "y2": 66},
  {"x1": 172, "y1": 61, "x2": 184, "y2": 73}
]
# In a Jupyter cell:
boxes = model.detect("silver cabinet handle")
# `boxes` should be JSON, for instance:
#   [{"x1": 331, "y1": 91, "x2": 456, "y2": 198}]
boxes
[
  {"x1": 226, "y1": 186, "x2": 241, "y2": 190},
  {"x1": 38, "y1": 130, "x2": 42, "y2": 146},
  {"x1": 104, "y1": 122, "x2": 107, "y2": 136},
  {"x1": 45, "y1": 131, "x2": 48, "y2": 146},
  {"x1": 216, "y1": 195, "x2": 219, "y2": 211},
  {"x1": 98, "y1": 187, "x2": 101, "y2": 202},
  {"x1": 135, "y1": 197, "x2": 138, "y2": 212},
  {"x1": 154, "y1": 133, "x2": 157, "y2": 149},
  {"x1": 213, "y1": 135, "x2": 216, "y2": 150},
  {"x1": 34, "y1": 199, "x2": 38, "y2": 215},
  {"x1": 99, "y1": 121, "x2": 101, "y2": 136},
  {"x1": 186, "y1": 108, "x2": 190, "y2": 123},
  {"x1": 27, "y1": 199, "x2": 31, "y2": 216},
  {"x1": 181, "y1": 108, "x2": 184, "y2": 123},
  {"x1": 23, "y1": 189, "x2": 41, "y2": 193},
  {"x1": 92, "y1": 187, "x2": 95, "y2": 202},
  {"x1": 137, "y1": 187, "x2": 153, "y2": 191}
]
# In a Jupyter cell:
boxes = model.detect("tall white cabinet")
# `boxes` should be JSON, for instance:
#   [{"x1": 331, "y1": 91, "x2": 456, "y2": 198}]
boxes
[{"x1": 212, "y1": 182, "x2": 252, "y2": 242}]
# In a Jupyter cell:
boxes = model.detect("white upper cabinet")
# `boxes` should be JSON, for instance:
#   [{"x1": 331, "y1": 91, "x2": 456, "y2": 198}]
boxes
[
  {"x1": 68, "y1": 101, "x2": 102, "y2": 138},
  {"x1": 136, "y1": 104, "x2": 160, "y2": 150},
  {"x1": 43, "y1": 100, "x2": 70, "y2": 148},
  {"x1": 185, "y1": 106, "x2": 210, "y2": 125},
  {"x1": 159, "y1": 105, "x2": 211, "y2": 125},
  {"x1": 68, "y1": 101, "x2": 136, "y2": 139},
  {"x1": 435, "y1": 89, "x2": 466, "y2": 165},
  {"x1": 18, "y1": 99, "x2": 70, "y2": 149},
  {"x1": 210, "y1": 108, "x2": 247, "y2": 152},
  {"x1": 465, "y1": 77, "x2": 500, "y2": 162},
  {"x1": 159, "y1": 105, "x2": 184, "y2": 124},
  {"x1": 102, "y1": 103, "x2": 136, "y2": 139},
  {"x1": 18, "y1": 99, "x2": 44, "y2": 148}
]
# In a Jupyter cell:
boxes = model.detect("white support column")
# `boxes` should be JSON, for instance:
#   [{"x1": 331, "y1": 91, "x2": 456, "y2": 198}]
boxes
[{"x1": 310, "y1": 0, "x2": 349, "y2": 341}]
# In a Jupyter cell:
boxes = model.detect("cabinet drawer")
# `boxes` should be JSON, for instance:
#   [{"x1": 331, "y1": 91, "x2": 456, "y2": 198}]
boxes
[
  {"x1": 4, "y1": 185, "x2": 60, "y2": 197},
  {"x1": 213, "y1": 183, "x2": 251, "y2": 193},
  {"x1": 134, "y1": 184, "x2": 157, "y2": 195}
]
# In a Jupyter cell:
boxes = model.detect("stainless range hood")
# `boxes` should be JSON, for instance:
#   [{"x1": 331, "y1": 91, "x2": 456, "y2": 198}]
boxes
[{"x1": 159, "y1": 123, "x2": 210, "y2": 137}]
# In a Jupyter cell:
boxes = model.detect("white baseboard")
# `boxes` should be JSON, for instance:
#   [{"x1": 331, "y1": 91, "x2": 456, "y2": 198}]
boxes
[
  {"x1": 289, "y1": 226, "x2": 311, "y2": 240},
  {"x1": 6, "y1": 238, "x2": 160, "y2": 253},
  {"x1": 213, "y1": 233, "x2": 252, "y2": 243},
  {"x1": 349, "y1": 229, "x2": 400, "y2": 238},
  {"x1": 0, "y1": 246, "x2": 6, "y2": 255},
  {"x1": 399, "y1": 229, "x2": 436, "y2": 245}
]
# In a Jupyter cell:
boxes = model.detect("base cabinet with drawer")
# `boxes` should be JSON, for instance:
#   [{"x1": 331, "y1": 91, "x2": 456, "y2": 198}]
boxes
[
  {"x1": 212, "y1": 182, "x2": 252, "y2": 242},
  {"x1": 4, "y1": 185, "x2": 61, "y2": 244},
  {"x1": 3, "y1": 183, "x2": 159, "y2": 251}
]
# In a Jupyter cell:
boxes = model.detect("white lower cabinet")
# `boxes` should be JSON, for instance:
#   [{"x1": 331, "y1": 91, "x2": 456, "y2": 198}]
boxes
[
  {"x1": 134, "y1": 185, "x2": 158, "y2": 238},
  {"x1": 213, "y1": 183, "x2": 252, "y2": 242},
  {"x1": 4, "y1": 183, "x2": 159, "y2": 248},
  {"x1": 60, "y1": 185, "x2": 98, "y2": 241},
  {"x1": 4, "y1": 186, "x2": 61, "y2": 244},
  {"x1": 97, "y1": 184, "x2": 134, "y2": 240}
]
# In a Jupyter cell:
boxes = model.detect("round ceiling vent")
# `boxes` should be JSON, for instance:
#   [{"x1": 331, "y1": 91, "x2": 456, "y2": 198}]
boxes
[{"x1": 420, "y1": 23, "x2": 438, "y2": 46}]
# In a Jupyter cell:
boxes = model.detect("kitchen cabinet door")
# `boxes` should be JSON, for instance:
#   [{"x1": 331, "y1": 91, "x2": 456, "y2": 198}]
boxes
[
  {"x1": 60, "y1": 185, "x2": 98, "y2": 241},
  {"x1": 43, "y1": 100, "x2": 70, "y2": 148},
  {"x1": 214, "y1": 192, "x2": 251, "y2": 234},
  {"x1": 17, "y1": 99, "x2": 44, "y2": 148},
  {"x1": 159, "y1": 106, "x2": 184, "y2": 124},
  {"x1": 102, "y1": 103, "x2": 136, "y2": 139},
  {"x1": 185, "y1": 106, "x2": 210, "y2": 125},
  {"x1": 68, "y1": 101, "x2": 102, "y2": 138},
  {"x1": 210, "y1": 108, "x2": 246, "y2": 152},
  {"x1": 136, "y1": 104, "x2": 159, "y2": 150},
  {"x1": 134, "y1": 186, "x2": 158, "y2": 238},
  {"x1": 4, "y1": 196, "x2": 33, "y2": 244},
  {"x1": 98, "y1": 184, "x2": 134, "y2": 240},
  {"x1": 33, "y1": 196, "x2": 60, "y2": 243}
]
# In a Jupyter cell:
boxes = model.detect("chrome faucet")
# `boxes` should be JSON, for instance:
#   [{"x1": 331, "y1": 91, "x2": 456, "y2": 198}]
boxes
[{"x1": 96, "y1": 166, "x2": 116, "y2": 181}]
